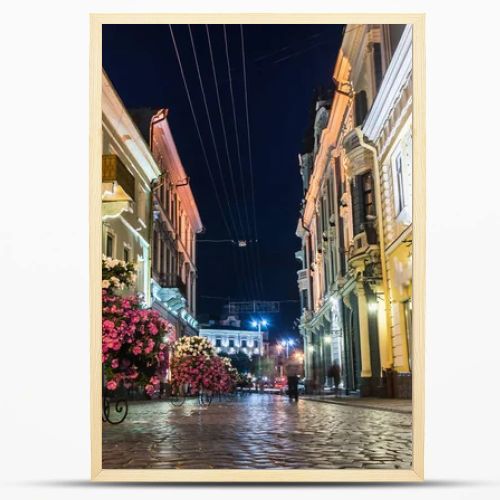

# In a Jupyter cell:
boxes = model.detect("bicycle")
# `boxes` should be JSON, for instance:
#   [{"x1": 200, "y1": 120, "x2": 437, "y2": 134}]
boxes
[
  {"x1": 167, "y1": 383, "x2": 212, "y2": 407},
  {"x1": 166, "y1": 383, "x2": 186, "y2": 407},
  {"x1": 197, "y1": 388, "x2": 213, "y2": 407}
]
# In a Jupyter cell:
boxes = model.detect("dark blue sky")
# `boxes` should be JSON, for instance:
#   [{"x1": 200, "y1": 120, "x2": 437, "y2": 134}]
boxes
[{"x1": 103, "y1": 23, "x2": 344, "y2": 339}]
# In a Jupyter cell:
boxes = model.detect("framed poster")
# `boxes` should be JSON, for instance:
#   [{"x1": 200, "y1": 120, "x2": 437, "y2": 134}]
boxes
[{"x1": 90, "y1": 13, "x2": 425, "y2": 482}]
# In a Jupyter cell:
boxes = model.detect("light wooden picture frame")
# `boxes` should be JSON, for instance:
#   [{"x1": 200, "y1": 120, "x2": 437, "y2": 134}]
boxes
[{"x1": 90, "y1": 12, "x2": 425, "y2": 483}]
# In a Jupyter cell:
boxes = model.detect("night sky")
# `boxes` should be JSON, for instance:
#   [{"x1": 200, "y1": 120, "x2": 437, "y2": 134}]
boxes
[{"x1": 103, "y1": 24, "x2": 344, "y2": 341}]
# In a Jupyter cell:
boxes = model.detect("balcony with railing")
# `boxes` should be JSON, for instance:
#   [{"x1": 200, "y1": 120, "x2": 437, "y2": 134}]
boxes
[
  {"x1": 342, "y1": 128, "x2": 372, "y2": 177},
  {"x1": 348, "y1": 221, "x2": 379, "y2": 269},
  {"x1": 157, "y1": 273, "x2": 187, "y2": 298},
  {"x1": 152, "y1": 271, "x2": 198, "y2": 331},
  {"x1": 102, "y1": 155, "x2": 135, "y2": 200},
  {"x1": 297, "y1": 269, "x2": 309, "y2": 291},
  {"x1": 102, "y1": 154, "x2": 136, "y2": 217}
]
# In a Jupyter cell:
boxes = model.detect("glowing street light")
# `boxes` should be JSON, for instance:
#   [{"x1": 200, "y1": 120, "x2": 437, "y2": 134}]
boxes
[
  {"x1": 251, "y1": 319, "x2": 268, "y2": 334},
  {"x1": 280, "y1": 338, "x2": 295, "y2": 358}
]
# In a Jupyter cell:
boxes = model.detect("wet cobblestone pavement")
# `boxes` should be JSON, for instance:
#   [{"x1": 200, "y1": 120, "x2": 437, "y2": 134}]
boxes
[{"x1": 102, "y1": 393, "x2": 412, "y2": 469}]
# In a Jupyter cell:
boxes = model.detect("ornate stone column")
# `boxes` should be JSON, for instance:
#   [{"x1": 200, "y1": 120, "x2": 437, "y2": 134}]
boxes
[{"x1": 355, "y1": 280, "x2": 372, "y2": 378}]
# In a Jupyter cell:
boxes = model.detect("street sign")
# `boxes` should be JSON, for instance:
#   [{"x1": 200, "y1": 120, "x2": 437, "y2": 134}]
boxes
[{"x1": 227, "y1": 301, "x2": 280, "y2": 314}]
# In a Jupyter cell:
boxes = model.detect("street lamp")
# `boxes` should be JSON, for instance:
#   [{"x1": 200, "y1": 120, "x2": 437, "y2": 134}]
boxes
[
  {"x1": 251, "y1": 319, "x2": 268, "y2": 333},
  {"x1": 280, "y1": 338, "x2": 295, "y2": 358}
]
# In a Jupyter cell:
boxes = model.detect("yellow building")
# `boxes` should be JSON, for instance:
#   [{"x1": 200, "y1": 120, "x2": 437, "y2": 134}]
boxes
[
  {"x1": 362, "y1": 25, "x2": 413, "y2": 396},
  {"x1": 296, "y1": 24, "x2": 412, "y2": 397}
]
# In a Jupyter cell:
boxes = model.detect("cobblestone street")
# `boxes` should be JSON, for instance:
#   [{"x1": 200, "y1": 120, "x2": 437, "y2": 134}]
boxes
[{"x1": 103, "y1": 394, "x2": 412, "y2": 469}]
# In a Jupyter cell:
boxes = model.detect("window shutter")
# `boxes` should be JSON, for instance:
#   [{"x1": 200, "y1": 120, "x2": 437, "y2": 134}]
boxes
[
  {"x1": 354, "y1": 91, "x2": 368, "y2": 127},
  {"x1": 373, "y1": 43, "x2": 383, "y2": 92}
]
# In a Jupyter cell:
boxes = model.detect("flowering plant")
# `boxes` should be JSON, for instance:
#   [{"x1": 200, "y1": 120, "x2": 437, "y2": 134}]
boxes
[
  {"x1": 102, "y1": 289, "x2": 175, "y2": 396},
  {"x1": 102, "y1": 255, "x2": 137, "y2": 291},
  {"x1": 173, "y1": 335, "x2": 215, "y2": 358},
  {"x1": 170, "y1": 336, "x2": 237, "y2": 394}
]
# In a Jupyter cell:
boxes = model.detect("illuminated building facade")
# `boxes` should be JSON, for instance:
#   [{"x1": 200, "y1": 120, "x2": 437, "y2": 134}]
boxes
[
  {"x1": 101, "y1": 71, "x2": 160, "y2": 306},
  {"x1": 199, "y1": 327, "x2": 264, "y2": 357},
  {"x1": 146, "y1": 108, "x2": 203, "y2": 338},
  {"x1": 361, "y1": 25, "x2": 413, "y2": 396},
  {"x1": 296, "y1": 24, "x2": 412, "y2": 397}
]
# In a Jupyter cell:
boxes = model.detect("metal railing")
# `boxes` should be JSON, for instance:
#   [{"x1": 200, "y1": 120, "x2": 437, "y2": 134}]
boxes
[{"x1": 157, "y1": 273, "x2": 187, "y2": 297}]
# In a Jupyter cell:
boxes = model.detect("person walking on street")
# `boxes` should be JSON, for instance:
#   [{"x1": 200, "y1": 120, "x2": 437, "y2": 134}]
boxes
[
  {"x1": 285, "y1": 356, "x2": 302, "y2": 402},
  {"x1": 330, "y1": 359, "x2": 341, "y2": 396}
]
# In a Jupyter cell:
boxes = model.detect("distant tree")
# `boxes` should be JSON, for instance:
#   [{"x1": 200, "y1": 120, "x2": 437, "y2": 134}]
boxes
[
  {"x1": 251, "y1": 355, "x2": 275, "y2": 380},
  {"x1": 229, "y1": 352, "x2": 252, "y2": 374}
]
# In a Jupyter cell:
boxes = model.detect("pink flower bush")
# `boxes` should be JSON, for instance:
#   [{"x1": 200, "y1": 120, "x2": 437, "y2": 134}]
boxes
[
  {"x1": 170, "y1": 336, "x2": 238, "y2": 394},
  {"x1": 106, "y1": 379, "x2": 118, "y2": 391},
  {"x1": 102, "y1": 289, "x2": 175, "y2": 395}
]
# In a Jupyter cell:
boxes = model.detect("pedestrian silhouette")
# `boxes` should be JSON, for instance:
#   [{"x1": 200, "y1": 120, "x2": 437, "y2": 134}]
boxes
[
  {"x1": 328, "y1": 360, "x2": 341, "y2": 396},
  {"x1": 284, "y1": 357, "x2": 302, "y2": 402}
]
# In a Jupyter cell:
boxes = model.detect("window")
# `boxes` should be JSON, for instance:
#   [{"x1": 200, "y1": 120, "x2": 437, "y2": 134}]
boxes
[
  {"x1": 393, "y1": 152, "x2": 406, "y2": 215},
  {"x1": 173, "y1": 193, "x2": 178, "y2": 229},
  {"x1": 254, "y1": 339, "x2": 259, "y2": 348},
  {"x1": 137, "y1": 187, "x2": 147, "y2": 223},
  {"x1": 153, "y1": 231, "x2": 159, "y2": 273},
  {"x1": 241, "y1": 339, "x2": 247, "y2": 348},
  {"x1": 373, "y1": 42, "x2": 383, "y2": 91},
  {"x1": 354, "y1": 90, "x2": 368, "y2": 127},
  {"x1": 159, "y1": 181, "x2": 164, "y2": 205},
  {"x1": 362, "y1": 173, "x2": 375, "y2": 219},
  {"x1": 106, "y1": 233, "x2": 114, "y2": 258},
  {"x1": 215, "y1": 338, "x2": 222, "y2": 348},
  {"x1": 351, "y1": 177, "x2": 364, "y2": 235},
  {"x1": 388, "y1": 25, "x2": 406, "y2": 57},
  {"x1": 160, "y1": 241, "x2": 165, "y2": 274},
  {"x1": 123, "y1": 246, "x2": 130, "y2": 262},
  {"x1": 229, "y1": 338, "x2": 235, "y2": 348}
]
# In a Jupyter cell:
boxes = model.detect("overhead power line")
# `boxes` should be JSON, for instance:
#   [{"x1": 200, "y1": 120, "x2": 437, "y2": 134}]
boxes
[
  {"x1": 169, "y1": 25, "x2": 252, "y2": 296},
  {"x1": 187, "y1": 25, "x2": 242, "y2": 242},
  {"x1": 205, "y1": 24, "x2": 255, "y2": 300},
  {"x1": 168, "y1": 25, "x2": 233, "y2": 240},
  {"x1": 223, "y1": 25, "x2": 262, "y2": 300},
  {"x1": 240, "y1": 24, "x2": 266, "y2": 297},
  {"x1": 205, "y1": 24, "x2": 246, "y2": 239}
]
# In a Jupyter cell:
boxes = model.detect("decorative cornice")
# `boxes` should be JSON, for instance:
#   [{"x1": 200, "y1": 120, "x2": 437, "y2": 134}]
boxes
[
  {"x1": 102, "y1": 71, "x2": 161, "y2": 182},
  {"x1": 150, "y1": 110, "x2": 203, "y2": 234},
  {"x1": 362, "y1": 25, "x2": 413, "y2": 142}
]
